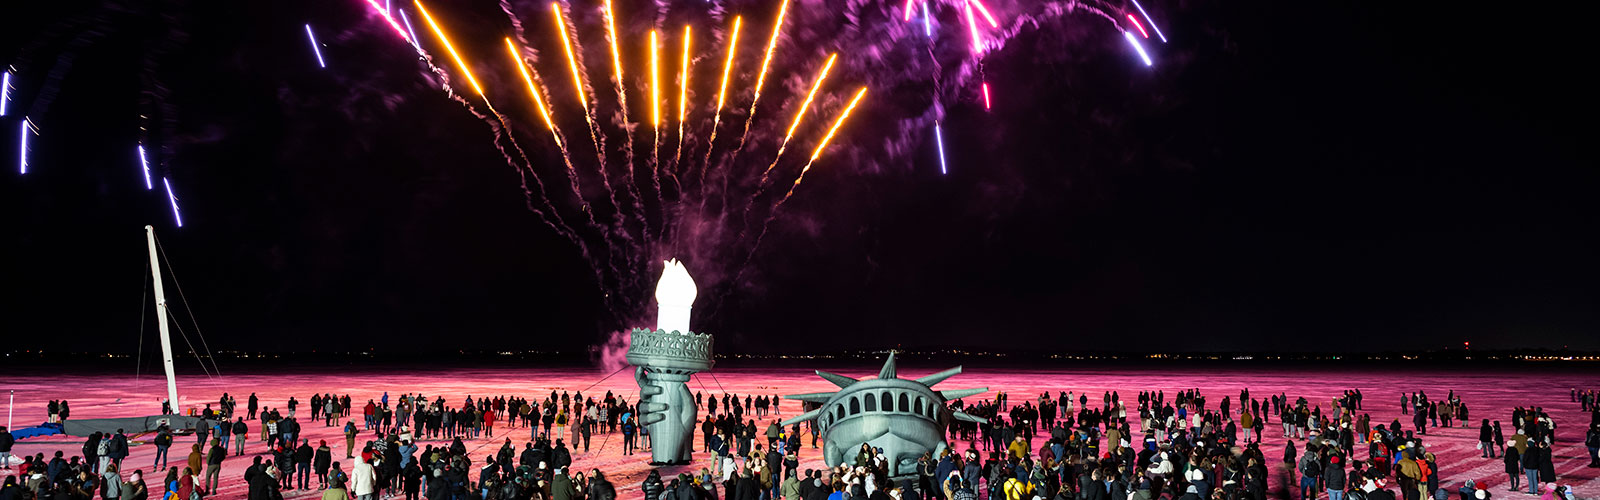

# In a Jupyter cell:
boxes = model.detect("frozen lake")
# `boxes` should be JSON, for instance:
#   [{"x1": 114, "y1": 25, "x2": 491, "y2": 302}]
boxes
[{"x1": 4, "y1": 361, "x2": 1598, "y2": 498}]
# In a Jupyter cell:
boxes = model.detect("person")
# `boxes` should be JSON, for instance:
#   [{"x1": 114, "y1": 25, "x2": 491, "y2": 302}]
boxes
[
  {"x1": 1536, "y1": 441, "x2": 1555, "y2": 492},
  {"x1": 296, "y1": 439, "x2": 315, "y2": 491},
  {"x1": 402, "y1": 461, "x2": 424, "y2": 500},
  {"x1": 204, "y1": 438, "x2": 225, "y2": 493},
  {"x1": 352, "y1": 457, "x2": 376, "y2": 500},
  {"x1": 643, "y1": 470, "x2": 664, "y2": 500},
  {"x1": 247, "y1": 464, "x2": 281, "y2": 500},
  {"x1": 622, "y1": 418, "x2": 637, "y2": 456},
  {"x1": 152, "y1": 428, "x2": 173, "y2": 471},
  {"x1": 344, "y1": 421, "x2": 359, "y2": 459},
  {"x1": 552, "y1": 468, "x2": 577, "y2": 500},
  {"x1": 102, "y1": 462, "x2": 124, "y2": 500},
  {"x1": 186, "y1": 444, "x2": 204, "y2": 484},
  {"x1": 232, "y1": 418, "x2": 249, "y2": 456},
  {"x1": 176, "y1": 467, "x2": 196, "y2": 500},
  {"x1": 0, "y1": 426, "x2": 12, "y2": 470},
  {"x1": 589, "y1": 470, "x2": 617, "y2": 500},
  {"x1": 1324, "y1": 455, "x2": 1346, "y2": 500},
  {"x1": 1521, "y1": 441, "x2": 1541, "y2": 495},
  {"x1": 322, "y1": 476, "x2": 351, "y2": 500},
  {"x1": 1586, "y1": 423, "x2": 1600, "y2": 468},
  {"x1": 1503, "y1": 443, "x2": 1521, "y2": 492},
  {"x1": 315, "y1": 441, "x2": 334, "y2": 490},
  {"x1": 123, "y1": 469, "x2": 148, "y2": 500}
]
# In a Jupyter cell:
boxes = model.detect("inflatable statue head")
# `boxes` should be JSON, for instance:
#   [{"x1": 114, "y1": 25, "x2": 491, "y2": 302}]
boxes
[{"x1": 781, "y1": 353, "x2": 988, "y2": 479}]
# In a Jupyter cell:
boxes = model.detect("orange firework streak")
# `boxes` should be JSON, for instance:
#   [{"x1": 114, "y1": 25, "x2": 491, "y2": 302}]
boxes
[
  {"x1": 698, "y1": 16, "x2": 742, "y2": 174},
  {"x1": 602, "y1": 0, "x2": 626, "y2": 88},
  {"x1": 504, "y1": 38, "x2": 564, "y2": 150},
  {"x1": 752, "y1": 0, "x2": 790, "y2": 101},
  {"x1": 725, "y1": 0, "x2": 791, "y2": 159},
  {"x1": 551, "y1": 1, "x2": 613, "y2": 188},
  {"x1": 649, "y1": 30, "x2": 661, "y2": 167},
  {"x1": 414, "y1": 0, "x2": 484, "y2": 96},
  {"x1": 650, "y1": 31, "x2": 661, "y2": 128},
  {"x1": 757, "y1": 53, "x2": 837, "y2": 182},
  {"x1": 672, "y1": 25, "x2": 692, "y2": 167},
  {"x1": 551, "y1": 3, "x2": 587, "y2": 106},
  {"x1": 782, "y1": 86, "x2": 868, "y2": 200}
]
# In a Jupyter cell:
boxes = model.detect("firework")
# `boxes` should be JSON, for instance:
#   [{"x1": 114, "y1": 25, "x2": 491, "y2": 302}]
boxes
[
  {"x1": 504, "y1": 39, "x2": 559, "y2": 135},
  {"x1": 922, "y1": 2, "x2": 932, "y2": 37},
  {"x1": 305, "y1": 24, "x2": 327, "y2": 68},
  {"x1": 1, "y1": 70, "x2": 10, "y2": 116},
  {"x1": 754, "y1": 0, "x2": 791, "y2": 97},
  {"x1": 600, "y1": 0, "x2": 645, "y2": 226},
  {"x1": 552, "y1": 3, "x2": 588, "y2": 106},
  {"x1": 724, "y1": 0, "x2": 792, "y2": 164},
  {"x1": 982, "y1": 81, "x2": 991, "y2": 110},
  {"x1": 1129, "y1": 0, "x2": 1167, "y2": 43},
  {"x1": 935, "y1": 122, "x2": 948, "y2": 174},
  {"x1": 414, "y1": 0, "x2": 484, "y2": 95},
  {"x1": 713, "y1": 18, "x2": 741, "y2": 116},
  {"x1": 1123, "y1": 31, "x2": 1153, "y2": 66},
  {"x1": 163, "y1": 177, "x2": 183, "y2": 227},
  {"x1": 138, "y1": 144, "x2": 153, "y2": 190},
  {"x1": 903, "y1": 0, "x2": 917, "y2": 22},
  {"x1": 650, "y1": 30, "x2": 662, "y2": 180},
  {"x1": 1126, "y1": 14, "x2": 1148, "y2": 39},
  {"x1": 775, "y1": 54, "x2": 837, "y2": 160},
  {"x1": 650, "y1": 30, "x2": 661, "y2": 129},
  {"x1": 788, "y1": 86, "x2": 868, "y2": 193},
  {"x1": 602, "y1": 0, "x2": 626, "y2": 87},
  {"x1": 18, "y1": 119, "x2": 30, "y2": 174},
  {"x1": 699, "y1": 16, "x2": 741, "y2": 172},
  {"x1": 365, "y1": 0, "x2": 413, "y2": 44},
  {"x1": 965, "y1": 2, "x2": 983, "y2": 53},
  {"x1": 673, "y1": 25, "x2": 691, "y2": 167},
  {"x1": 735, "y1": 86, "x2": 868, "y2": 283},
  {"x1": 748, "y1": 52, "x2": 837, "y2": 208},
  {"x1": 399, "y1": 10, "x2": 421, "y2": 50},
  {"x1": 969, "y1": 0, "x2": 999, "y2": 28}
]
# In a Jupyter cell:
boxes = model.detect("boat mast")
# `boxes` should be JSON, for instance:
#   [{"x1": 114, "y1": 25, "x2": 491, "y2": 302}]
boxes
[{"x1": 145, "y1": 225, "x2": 180, "y2": 412}]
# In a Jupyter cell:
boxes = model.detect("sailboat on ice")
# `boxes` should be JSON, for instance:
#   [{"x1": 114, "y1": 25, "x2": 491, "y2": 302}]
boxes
[{"x1": 19, "y1": 226, "x2": 213, "y2": 439}]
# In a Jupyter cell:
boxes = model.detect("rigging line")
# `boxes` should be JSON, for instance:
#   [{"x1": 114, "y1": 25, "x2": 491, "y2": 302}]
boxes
[
  {"x1": 580, "y1": 365, "x2": 632, "y2": 394},
  {"x1": 707, "y1": 370, "x2": 727, "y2": 393},
  {"x1": 137, "y1": 259, "x2": 149, "y2": 384},
  {"x1": 168, "y1": 317, "x2": 216, "y2": 381},
  {"x1": 154, "y1": 234, "x2": 222, "y2": 377}
]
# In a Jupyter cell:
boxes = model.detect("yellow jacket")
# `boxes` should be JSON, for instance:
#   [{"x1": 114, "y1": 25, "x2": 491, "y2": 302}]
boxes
[{"x1": 1003, "y1": 478, "x2": 1033, "y2": 500}]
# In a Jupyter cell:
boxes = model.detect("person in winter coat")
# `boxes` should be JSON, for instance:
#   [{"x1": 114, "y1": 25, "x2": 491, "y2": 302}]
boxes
[
  {"x1": 551, "y1": 469, "x2": 578, "y2": 500},
  {"x1": 1586, "y1": 424, "x2": 1600, "y2": 468},
  {"x1": 1535, "y1": 442, "x2": 1555, "y2": 487},
  {"x1": 1324, "y1": 455, "x2": 1346, "y2": 500},
  {"x1": 352, "y1": 458, "x2": 377, "y2": 500},
  {"x1": 122, "y1": 469, "x2": 148, "y2": 500},
  {"x1": 1502, "y1": 445, "x2": 1521, "y2": 492},
  {"x1": 734, "y1": 470, "x2": 760, "y2": 500},
  {"x1": 1520, "y1": 442, "x2": 1542, "y2": 495},
  {"x1": 315, "y1": 442, "x2": 334, "y2": 489},
  {"x1": 248, "y1": 466, "x2": 282, "y2": 500},
  {"x1": 643, "y1": 470, "x2": 665, "y2": 500},
  {"x1": 589, "y1": 470, "x2": 617, "y2": 500}
]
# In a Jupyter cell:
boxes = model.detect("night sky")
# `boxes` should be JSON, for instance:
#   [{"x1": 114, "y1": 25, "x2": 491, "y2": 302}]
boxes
[{"x1": 3, "y1": 0, "x2": 1595, "y2": 356}]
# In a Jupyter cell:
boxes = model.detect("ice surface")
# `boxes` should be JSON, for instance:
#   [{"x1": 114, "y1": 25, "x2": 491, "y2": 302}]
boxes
[{"x1": 3, "y1": 363, "x2": 1597, "y2": 498}]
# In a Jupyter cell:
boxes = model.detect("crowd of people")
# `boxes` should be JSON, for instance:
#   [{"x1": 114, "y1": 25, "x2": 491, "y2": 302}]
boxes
[{"x1": 0, "y1": 384, "x2": 1595, "y2": 500}]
